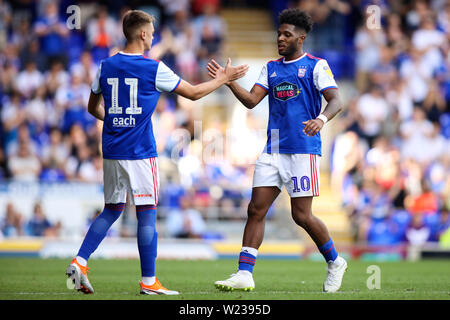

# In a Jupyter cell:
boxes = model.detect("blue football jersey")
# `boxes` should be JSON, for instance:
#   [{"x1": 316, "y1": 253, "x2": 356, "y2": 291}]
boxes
[
  {"x1": 255, "y1": 53, "x2": 338, "y2": 156},
  {"x1": 91, "y1": 52, "x2": 181, "y2": 160}
]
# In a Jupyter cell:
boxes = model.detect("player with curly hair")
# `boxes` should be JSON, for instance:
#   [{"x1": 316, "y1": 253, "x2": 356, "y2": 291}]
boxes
[{"x1": 208, "y1": 8, "x2": 347, "y2": 293}]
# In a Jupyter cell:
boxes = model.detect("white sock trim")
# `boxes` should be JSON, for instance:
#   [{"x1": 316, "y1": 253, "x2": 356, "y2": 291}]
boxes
[
  {"x1": 237, "y1": 270, "x2": 253, "y2": 276},
  {"x1": 241, "y1": 246, "x2": 258, "y2": 257},
  {"x1": 142, "y1": 276, "x2": 156, "y2": 286},
  {"x1": 76, "y1": 256, "x2": 87, "y2": 267}
]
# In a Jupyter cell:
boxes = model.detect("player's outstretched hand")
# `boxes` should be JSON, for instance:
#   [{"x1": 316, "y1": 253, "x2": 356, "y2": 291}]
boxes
[
  {"x1": 302, "y1": 119, "x2": 324, "y2": 137},
  {"x1": 207, "y1": 58, "x2": 248, "y2": 84}
]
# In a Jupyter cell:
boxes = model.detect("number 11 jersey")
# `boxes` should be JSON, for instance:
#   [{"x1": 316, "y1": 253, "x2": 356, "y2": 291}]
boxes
[{"x1": 91, "y1": 51, "x2": 181, "y2": 160}]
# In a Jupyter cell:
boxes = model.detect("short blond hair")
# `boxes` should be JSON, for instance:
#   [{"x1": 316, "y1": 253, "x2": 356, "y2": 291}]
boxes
[{"x1": 122, "y1": 10, "x2": 154, "y2": 42}]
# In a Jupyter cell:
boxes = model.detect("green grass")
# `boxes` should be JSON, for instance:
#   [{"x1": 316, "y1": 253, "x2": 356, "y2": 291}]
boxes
[{"x1": 0, "y1": 258, "x2": 449, "y2": 300}]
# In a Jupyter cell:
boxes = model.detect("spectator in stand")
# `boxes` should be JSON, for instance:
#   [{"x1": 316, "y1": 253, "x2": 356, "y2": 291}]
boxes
[
  {"x1": 385, "y1": 79, "x2": 414, "y2": 122},
  {"x1": 5, "y1": 123, "x2": 38, "y2": 157},
  {"x1": 165, "y1": 195, "x2": 206, "y2": 238},
  {"x1": 193, "y1": 1, "x2": 225, "y2": 76},
  {"x1": 40, "y1": 127, "x2": 69, "y2": 182},
  {"x1": 399, "y1": 47, "x2": 434, "y2": 105},
  {"x1": 26, "y1": 202, "x2": 59, "y2": 237},
  {"x1": 437, "y1": 1, "x2": 450, "y2": 34},
  {"x1": 422, "y1": 79, "x2": 446, "y2": 123},
  {"x1": 421, "y1": 122, "x2": 447, "y2": 163},
  {"x1": 86, "y1": 6, "x2": 118, "y2": 63},
  {"x1": 354, "y1": 15, "x2": 386, "y2": 92},
  {"x1": 407, "y1": 179, "x2": 439, "y2": 216},
  {"x1": 159, "y1": 0, "x2": 191, "y2": 20},
  {"x1": 169, "y1": 10, "x2": 200, "y2": 83},
  {"x1": 65, "y1": 142, "x2": 93, "y2": 181},
  {"x1": 55, "y1": 70, "x2": 92, "y2": 133},
  {"x1": 399, "y1": 106, "x2": 435, "y2": 163},
  {"x1": 67, "y1": 123, "x2": 88, "y2": 154},
  {"x1": 300, "y1": 0, "x2": 351, "y2": 52},
  {"x1": 385, "y1": 13, "x2": 409, "y2": 57},
  {"x1": 24, "y1": 85, "x2": 52, "y2": 130},
  {"x1": 0, "y1": 60, "x2": 18, "y2": 95},
  {"x1": 15, "y1": 60, "x2": 43, "y2": 99},
  {"x1": 69, "y1": 50, "x2": 98, "y2": 85},
  {"x1": 7, "y1": 140, "x2": 41, "y2": 182},
  {"x1": 405, "y1": 0, "x2": 432, "y2": 30},
  {"x1": 45, "y1": 59, "x2": 69, "y2": 99},
  {"x1": 370, "y1": 45, "x2": 397, "y2": 92},
  {"x1": 1, "y1": 90, "x2": 25, "y2": 148},
  {"x1": 77, "y1": 152, "x2": 103, "y2": 183},
  {"x1": 19, "y1": 38, "x2": 47, "y2": 73},
  {"x1": 0, "y1": 0, "x2": 12, "y2": 50},
  {"x1": 34, "y1": 1, "x2": 69, "y2": 68},
  {"x1": 367, "y1": 137, "x2": 400, "y2": 191},
  {"x1": 411, "y1": 13, "x2": 446, "y2": 74},
  {"x1": 1, "y1": 202, "x2": 24, "y2": 237},
  {"x1": 405, "y1": 213, "x2": 430, "y2": 246},
  {"x1": 355, "y1": 83, "x2": 389, "y2": 147},
  {"x1": 10, "y1": 17, "x2": 33, "y2": 54}
]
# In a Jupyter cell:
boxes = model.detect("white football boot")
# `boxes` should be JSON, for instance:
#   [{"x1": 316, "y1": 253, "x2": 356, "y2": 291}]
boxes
[
  {"x1": 214, "y1": 270, "x2": 255, "y2": 292},
  {"x1": 323, "y1": 256, "x2": 347, "y2": 293},
  {"x1": 66, "y1": 258, "x2": 94, "y2": 294},
  {"x1": 140, "y1": 278, "x2": 179, "y2": 295}
]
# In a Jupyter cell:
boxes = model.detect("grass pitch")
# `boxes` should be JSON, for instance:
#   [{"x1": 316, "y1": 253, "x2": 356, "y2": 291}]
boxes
[{"x1": 0, "y1": 258, "x2": 449, "y2": 300}]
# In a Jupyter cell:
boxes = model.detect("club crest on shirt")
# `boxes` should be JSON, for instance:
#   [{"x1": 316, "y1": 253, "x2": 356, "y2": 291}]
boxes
[
  {"x1": 273, "y1": 81, "x2": 300, "y2": 101},
  {"x1": 298, "y1": 66, "x2": 307, "y2": 78}
]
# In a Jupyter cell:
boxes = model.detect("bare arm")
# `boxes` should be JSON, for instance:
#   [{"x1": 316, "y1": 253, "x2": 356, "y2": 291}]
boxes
[
  {"x1": 207, "y1": 59, "x2": 267, "y2": 109},
  {"x1": 175, "y1": 58, "x2": 248, "y2": 101},
  {"x1": 226, "y1": 82, "x2": 268, "y2": 109},
  {"x1": 87, "y1": 91, "x2": 104, "y2": 121},
  {"x1": 302, "y1": 88, "x2": 342, "y2": 136}
]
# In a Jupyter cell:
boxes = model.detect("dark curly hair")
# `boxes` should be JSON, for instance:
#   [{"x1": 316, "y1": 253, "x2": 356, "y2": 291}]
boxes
[{"x1": 279, "y1": 9, "x2": 313, "y2": 33}]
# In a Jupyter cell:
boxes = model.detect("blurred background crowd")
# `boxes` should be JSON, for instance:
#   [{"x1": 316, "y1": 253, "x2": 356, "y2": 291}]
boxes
[{"x1": 0, "y1": 0, "x2": 449, "y2": 247}]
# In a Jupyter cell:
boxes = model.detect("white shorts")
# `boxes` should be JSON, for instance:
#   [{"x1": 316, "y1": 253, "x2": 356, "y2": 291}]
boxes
[
  {"x1": 252, "y1": 153, "x2": 320, "y2": 197},
  {"x1": 103, "y1": 158, "x2": 160, "y2": 206}
]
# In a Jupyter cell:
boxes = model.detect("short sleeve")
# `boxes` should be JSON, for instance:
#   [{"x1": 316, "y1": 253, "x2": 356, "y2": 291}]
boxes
[
  {"x1": 91, "y1": 62, "x2": 102, "y2": 94},
  {"x1": 313, "y1": 59, "x2": 338, "y2": 93},
  {"x1": 255, "y1": 64, "x2": 269, "y2": 91},
  {"x1": 155, "y1": 62, "x2": 181, "y2": 92}
]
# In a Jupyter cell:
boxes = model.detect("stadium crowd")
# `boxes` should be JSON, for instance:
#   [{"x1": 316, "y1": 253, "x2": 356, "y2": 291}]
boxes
[
  {"x1": 0, "y1": 0, "x2": 449, "y2": 246},
  {"x1": 288, "y1": 0, "x2": 450, "y2": 246}
]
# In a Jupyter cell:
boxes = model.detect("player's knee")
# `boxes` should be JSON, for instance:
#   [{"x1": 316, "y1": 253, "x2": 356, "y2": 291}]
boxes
[
  {"x1": 292, "y1": 211, "x2": 311, "y2": 229},
  {"x1": 247, "y1": 201, "x2": 267, "y2": 221}
]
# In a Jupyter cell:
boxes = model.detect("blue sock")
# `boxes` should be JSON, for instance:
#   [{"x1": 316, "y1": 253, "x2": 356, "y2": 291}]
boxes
[
  {"x1": 318, "y1": 238, "x2": 338, "y2": 263},
  {"x1": 77, "y1": 203, "x2": 125, "y2": 261},
  {"x1": 238, "y1": 251, "x2": 257, "y2": 273},
  {"x1": 136, "y1": 205, "x2": 158, "y2": 277}
]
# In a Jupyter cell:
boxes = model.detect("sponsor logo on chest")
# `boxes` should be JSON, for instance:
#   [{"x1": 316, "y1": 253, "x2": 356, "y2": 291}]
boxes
[
  {"x1": 112, "y1": 114, "x2": 136, "y2": 127},
  {"x1": 273, "y1": 81, "x2": 301, "y2": 101}
]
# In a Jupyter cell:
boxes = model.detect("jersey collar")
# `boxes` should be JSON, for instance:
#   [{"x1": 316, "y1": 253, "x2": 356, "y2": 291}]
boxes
[
  {"x1": 282, "y1": 52, "x2": 307, "y2": 64},
  {"x1": 118, "y1": 51, "x2": 143, "y2": 56}
]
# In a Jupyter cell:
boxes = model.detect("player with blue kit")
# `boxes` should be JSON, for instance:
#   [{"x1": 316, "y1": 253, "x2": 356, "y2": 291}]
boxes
[
  {"x1": 208, "y1": 9, "x2": 347, "y2": 293},
  {"x1": 65, "y1": 10, "x2": 248, "y2": 295}
]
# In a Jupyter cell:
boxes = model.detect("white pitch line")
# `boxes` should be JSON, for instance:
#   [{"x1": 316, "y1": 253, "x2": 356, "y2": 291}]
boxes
[{"x1": 1, "y1": 290, "x2": 449, "y2": 296}]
